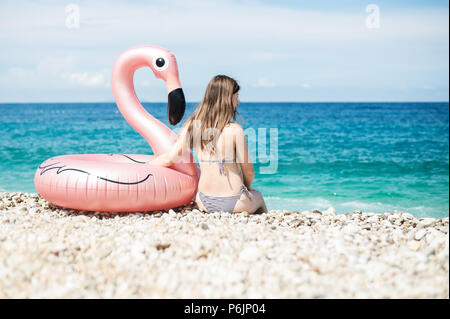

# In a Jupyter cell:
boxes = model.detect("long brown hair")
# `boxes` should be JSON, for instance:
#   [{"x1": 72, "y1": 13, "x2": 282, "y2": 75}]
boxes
[{"x1": 183, "y1": 75, "x2": 240, "y2": 154}]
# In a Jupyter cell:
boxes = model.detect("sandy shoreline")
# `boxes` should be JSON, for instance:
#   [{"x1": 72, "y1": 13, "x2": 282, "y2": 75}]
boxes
[{"x1": 0, "y1": 192, "x2": 448, "y2": 298}]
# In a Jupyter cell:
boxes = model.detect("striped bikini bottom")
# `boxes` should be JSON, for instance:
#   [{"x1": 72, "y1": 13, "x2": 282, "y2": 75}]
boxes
[{"x1": 198, "y1": 184, "x2": 253, "y2": 213}]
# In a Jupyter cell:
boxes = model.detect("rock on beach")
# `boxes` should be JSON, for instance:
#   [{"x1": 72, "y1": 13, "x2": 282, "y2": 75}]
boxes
[{"x1": 0, "y1": 192, "x2": 448, "y2": 298}]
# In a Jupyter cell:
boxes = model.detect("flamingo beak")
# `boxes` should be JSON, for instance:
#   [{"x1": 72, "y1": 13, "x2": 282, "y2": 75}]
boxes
[{"x1": 168, "y1": 88, "x2": 186, "y2": 125}]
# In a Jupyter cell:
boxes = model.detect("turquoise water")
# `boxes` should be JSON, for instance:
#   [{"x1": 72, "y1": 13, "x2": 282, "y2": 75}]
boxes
[{"x1": 0, "y1": 102, "x2": 448, "y2": 217}]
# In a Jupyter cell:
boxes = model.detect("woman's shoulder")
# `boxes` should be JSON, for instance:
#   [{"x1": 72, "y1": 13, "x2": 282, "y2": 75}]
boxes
[{"x1": 223, "y1": 122, "x2": 244, "y2": 135}]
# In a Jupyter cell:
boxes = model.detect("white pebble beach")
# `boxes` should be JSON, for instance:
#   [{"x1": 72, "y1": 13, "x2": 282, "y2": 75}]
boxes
[{"x1": 0, "y1": 192, "x2": 448, "y2": 298}]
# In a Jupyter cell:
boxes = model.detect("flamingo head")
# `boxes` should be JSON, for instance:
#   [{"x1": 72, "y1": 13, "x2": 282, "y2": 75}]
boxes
[{"x1": 148, "y1": 47, "x2": 186, "y2": 125}]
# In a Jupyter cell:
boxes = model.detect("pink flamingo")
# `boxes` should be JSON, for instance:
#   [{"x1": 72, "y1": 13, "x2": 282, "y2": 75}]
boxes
[{"x1": 34, "y1": 46, "x2": 199, "y2": 212}]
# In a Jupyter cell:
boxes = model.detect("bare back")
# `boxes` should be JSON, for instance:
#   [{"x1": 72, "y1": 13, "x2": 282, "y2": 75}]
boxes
[{"x1": 195, "y1": 124, "x2": 244, "y2": 197}]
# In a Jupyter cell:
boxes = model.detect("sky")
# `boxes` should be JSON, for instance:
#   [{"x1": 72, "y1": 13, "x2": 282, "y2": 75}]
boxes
[{"x1": 0, "y1": 0, "x2": 448, "y2": 102}]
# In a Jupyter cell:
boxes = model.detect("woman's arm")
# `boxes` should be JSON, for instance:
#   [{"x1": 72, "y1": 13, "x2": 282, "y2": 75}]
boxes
[
  {"x1": 148, "y1": 152, "x2": 173, "y2": 167},
  {"x1": 234, "y1": 125, "x2": 254, "y2": 189},
  {"x1": 148, "y1": 125, "x2": 189, "y2": 167}
]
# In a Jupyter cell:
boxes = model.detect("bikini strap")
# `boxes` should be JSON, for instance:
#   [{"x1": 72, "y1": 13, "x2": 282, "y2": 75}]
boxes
[
  {"x1": 219, "y1": 157, "x2": 235, "y2": 174},
  {"x1": 219, "y1": 158, "x2": 225, "y2": 175},
  {"x1": 240, "y1": 184, "x2": 253, "y2": 200},
  {"x1": 200, "y1": 157, "x2": 233, "y2": 175}
]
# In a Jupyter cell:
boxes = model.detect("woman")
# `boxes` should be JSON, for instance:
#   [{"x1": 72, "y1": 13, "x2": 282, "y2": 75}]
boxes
[{"x1": 149, "y1": 75, "x2": 268, "y2": 214}]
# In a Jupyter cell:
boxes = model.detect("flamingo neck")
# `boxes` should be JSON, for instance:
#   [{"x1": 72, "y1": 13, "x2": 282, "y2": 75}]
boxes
[
  {"x1": 111, "y1": 47, "x2": 176, "y2": 156},
  {"x1": 111, "y1": 47, "x2": 197, "y2": 177}
]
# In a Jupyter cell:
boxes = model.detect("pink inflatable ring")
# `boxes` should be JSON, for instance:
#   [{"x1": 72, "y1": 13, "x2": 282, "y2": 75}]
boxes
[{"x1": 34, "y1": 46, "x2": 199, "y2": 212}]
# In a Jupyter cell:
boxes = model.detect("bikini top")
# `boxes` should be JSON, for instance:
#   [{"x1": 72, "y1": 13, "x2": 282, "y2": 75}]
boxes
[{"x1": 198, "y1": 157, "x2": 234, "y2": 175}]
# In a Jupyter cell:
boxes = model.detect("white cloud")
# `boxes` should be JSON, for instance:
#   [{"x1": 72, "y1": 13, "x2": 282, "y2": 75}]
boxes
[
  {"x1": 300, "y1": 83, "x2": 312, "y2": 89},
  {"x1": 6, "y1": 55, "x2": 75, "y2": 82},
  {"x1": 5, "y1": 55, "x2": 109, "y2": 88},
  {"x1": 253, "y1": 77, "x2": 276, "y2": 88},
  {"x1": 62, "y1": 71, "x2": 110, "y2": 87},
  {"x1": 8, "y1": 67, "x2": 34, "y2": 79},
  {"x1": 36, "y1": 55, "x2": 75, "y2": 75}
]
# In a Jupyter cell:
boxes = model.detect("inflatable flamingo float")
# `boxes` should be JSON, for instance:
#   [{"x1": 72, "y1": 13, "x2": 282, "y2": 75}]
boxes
[{"x1": 34, "y1": 46, "x2": 199, "y2": 212}]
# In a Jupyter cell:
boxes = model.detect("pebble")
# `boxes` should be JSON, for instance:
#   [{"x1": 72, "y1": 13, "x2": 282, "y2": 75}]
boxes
[
  {"x1": 417, "y1": 218, "x2": 436, "y2": 229},
  {"x1": 402, "y1": 213, "x2": 415, "y2": 220},
  {"x1": 408, "y1": 241, "x2": 421, "y2": 251},
  {"x1": 367, "y1": 215, "x2": 379, "y2": 223},
  {"x1": 415, "y1": 229, "x2": 427, "y2": 241},
  {"x1": 323, "y1": 207, "x2": 336, "y2": 216},
  {"x1": 239, "y1": 247, "x2": 262, "y2": 261},
  {"x1": 200, "y1": 222, "x2": 209, "y2": 230}
]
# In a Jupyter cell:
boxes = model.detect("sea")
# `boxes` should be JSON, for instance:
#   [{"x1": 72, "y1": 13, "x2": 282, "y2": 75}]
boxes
[{"x1": 0, "y1": 102, "x2": 448, "y2": 218}]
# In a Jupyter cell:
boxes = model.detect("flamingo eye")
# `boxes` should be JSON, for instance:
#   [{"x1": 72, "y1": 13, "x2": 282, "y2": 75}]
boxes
[{"x1": 153, "y1": 57, "x2": 168, "y2": 71}]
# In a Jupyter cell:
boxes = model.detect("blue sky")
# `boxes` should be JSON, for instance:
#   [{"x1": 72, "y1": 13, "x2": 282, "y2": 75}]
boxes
[{"x1": 0, "y1": 0, "x2": 448, "y2": 102}]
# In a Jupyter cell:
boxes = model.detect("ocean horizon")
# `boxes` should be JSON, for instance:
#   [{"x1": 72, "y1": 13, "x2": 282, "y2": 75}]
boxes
[{"x1": 1, "y1": 101, "x2": 448, "y2": 218}]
